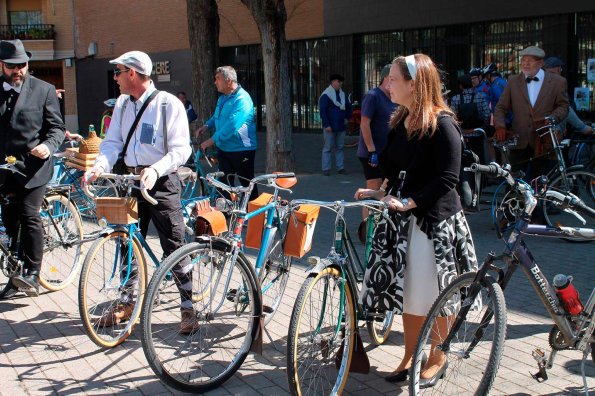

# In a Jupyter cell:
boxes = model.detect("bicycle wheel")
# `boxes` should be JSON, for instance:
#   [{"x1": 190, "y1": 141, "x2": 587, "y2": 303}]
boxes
[
  {"x1": 409, "y1": 271, "x2": 506, "y2": 395},
  {"x1": 141, "y1": 241, "x2": 261, "y2": 392},
  {"x1": 287, "y1": 267, "x2": 356, "y2": 396},
  {"x1": 491, "y1": 179, "x2": 525, "y2": 235},
  {"x1": 39, "y1": 194, "x2": 84, "y2": 291},
  {"x1": 259, "y1": 219, "x2": 292, "y2": 326},
  {"x1": 543, "y1": 170, "x2": 595, "y2": 231},
  {"x1": 0, "y1": 254, "x2": 12, "y2": 298},
  {"x1": 366, "y1": 310, "x2": 395, "y2": 345},
  {"x1": 78, "y1": 231, "x2": 147, "y2": 348},
  {"x1": 344, "y1": 128, "x2": 360, "y2": 148},
  {"x1": 570, "y1": 141, "x2": 595, "y2": 172}
]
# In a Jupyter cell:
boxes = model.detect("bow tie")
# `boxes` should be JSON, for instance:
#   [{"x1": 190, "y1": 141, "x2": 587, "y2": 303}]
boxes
[
  {"x1": 2, "y1": 82, "x2": 21, "y2": 93},
  {"x1": 525, "y1": 76, "x2": 539, "y2": 84}
]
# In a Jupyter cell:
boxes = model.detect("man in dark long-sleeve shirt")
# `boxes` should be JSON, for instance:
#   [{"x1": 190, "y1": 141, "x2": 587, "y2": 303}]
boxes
[{"x1": 319, "y1": 74, "x2": 352, "y2": 176}]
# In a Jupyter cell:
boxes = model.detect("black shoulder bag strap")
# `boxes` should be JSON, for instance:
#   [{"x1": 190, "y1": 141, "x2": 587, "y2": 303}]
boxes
[
  {"x1": 120, "y1": 90, "x2": 160, "y2": 162},
  {"x1": 161, "y1": 101, "x2": 168, "y2": 153}
]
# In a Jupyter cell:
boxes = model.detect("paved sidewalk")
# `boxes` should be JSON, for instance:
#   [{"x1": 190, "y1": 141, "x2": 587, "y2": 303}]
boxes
[{"x1": 1, "y1": 133, "x2": 595, "y2": 395}]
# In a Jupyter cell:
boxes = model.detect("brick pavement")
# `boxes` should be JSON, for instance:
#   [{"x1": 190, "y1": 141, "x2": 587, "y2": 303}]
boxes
[{"x1": 1, "y1": 133, "x2": 595, "y2": 395}]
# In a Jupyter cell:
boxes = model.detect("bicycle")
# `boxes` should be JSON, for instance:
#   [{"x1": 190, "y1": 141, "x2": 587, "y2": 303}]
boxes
[
  {"x1": 491, "y1": 118, "x2": 595, "y2": 233},
  {"x1": 409, "y1": 162, "x2": 595, "y2": 395},
  {"x1": 286, "y1": 199, "x2": 397, "y2": 396},
  {"x1": 139, "y1": 171, "x2": 296, "y2": 392},
  {"x1": 344, "y1": 100, "x2": 361, "y2": 148},
  {"x1": 180, "y1": 142, "x2": 217, "y2": 200},
  {"x1": 0, "y1": 157, "x2": 85, "y2": 296},
  {"x1": 77, "y1": 172, "x2": 159, "y2": 348}
]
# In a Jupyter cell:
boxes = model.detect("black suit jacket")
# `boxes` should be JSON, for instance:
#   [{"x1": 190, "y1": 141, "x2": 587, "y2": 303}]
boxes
[{"x1": 0, "y1": 75, "x2": 65, "y2": 188}]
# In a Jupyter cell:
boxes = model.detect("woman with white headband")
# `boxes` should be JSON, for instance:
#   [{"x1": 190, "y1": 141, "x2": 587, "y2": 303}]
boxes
[{"x1": 356, "y1": 53, "x2": 479, "y2": 388}]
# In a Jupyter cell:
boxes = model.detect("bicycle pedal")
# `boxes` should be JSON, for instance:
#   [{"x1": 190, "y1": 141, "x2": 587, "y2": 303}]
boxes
[
  {"x1": 22, "y1": 287, "x2": 39, "y2": 297},
  {"x1": 226, "y1": 288, "x2": 237, "y2": 302}
]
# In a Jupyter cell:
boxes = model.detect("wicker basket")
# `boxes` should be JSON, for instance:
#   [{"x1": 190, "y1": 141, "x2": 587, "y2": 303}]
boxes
[{"x1": 95, "y1": 197, "x2": 138, "y2": 224}]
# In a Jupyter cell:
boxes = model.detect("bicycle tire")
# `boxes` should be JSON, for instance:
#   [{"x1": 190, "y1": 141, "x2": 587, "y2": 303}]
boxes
[
  {"x1": 0, "y1": 254, "x2": 11, "y2": 298},
  {"x1": 344, "y1": 128, "x2": 360, "y2": 148},
  {"x1": 366, "y1": 310, "x2": 395, "y2": 345},
  {"x1": 491, "y1": 179, "x2": 525, "y2": 236},
  {"x1": 409, "y1": 271, "x2": 506, "y2": 395},
  {"x1": 259, "y1": 216, "x2": 292, "y2": 326},
  {"x1": 141, "y1": 241, "x2": 261, "y2": 392},
  {"x1": 542, "y1": 170, "x2": 595, "y2": 238},
  {"x1": 78, "y1": 231, "x2": 147, "y2": 348},
  {"x1": 39, "y1": 194, "x2": 84, "y2": 291},
  {"x1": 287, "y1": 266, "x2": 356, "y2": 396}
]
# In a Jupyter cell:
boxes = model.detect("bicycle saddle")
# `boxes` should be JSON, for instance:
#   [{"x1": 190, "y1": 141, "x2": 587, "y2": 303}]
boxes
[{"x1": 273, "y1": 172, "x2": 297, "y2": 189}]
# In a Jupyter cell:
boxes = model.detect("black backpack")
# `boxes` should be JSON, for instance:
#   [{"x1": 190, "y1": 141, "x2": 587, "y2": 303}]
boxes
[{"x1": 457, "y1": 93, "x2": 483, "y2": 130}]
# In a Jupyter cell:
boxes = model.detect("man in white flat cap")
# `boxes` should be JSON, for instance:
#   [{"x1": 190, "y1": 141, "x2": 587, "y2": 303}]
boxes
[
  {"x1": 494, "y1": 45, "x2": 568, "y2": 183},
  {"x1": 84, "y1": 51, "x2": 198, "y2": 334}
]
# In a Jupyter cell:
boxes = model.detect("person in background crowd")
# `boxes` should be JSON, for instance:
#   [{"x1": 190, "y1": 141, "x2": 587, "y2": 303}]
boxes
[
  {"x1": 482, "y1": 62, "x2": 508, "y2": 112},
  {"x1": 469, "y1": 67, "x2": 489, "y2": 97},
  {"x1": 494, "y1": 46, "x2": 569, "y2": 184},
  {"x1": 319, "y1": 73, "x2": 353, "y2": 176},
  {"x1": 0, "y1": 39, "x2": 65, "y2": 297},
  {"x1": 356, "y1": 63, "x2": 397, "y2": 226},
  {"x1": 196, "y1": 66, "x2": 258, "y2": 200},
  {"x1": 177, "y1": 91, "x2": 197, "y2": 124},
  {"x1": 100, "y1": 98, "x2": 116, "y2": 138},
  {"x1": 84, "y1": 50, "x2": 197, "y2": 334},
  {"x1": 450, "y1": 74, "x2": 491, "y2": 132},
  {"x1": 544, "y1": 57, "x2": 593, "y2": 135},
  {"x1": 356, "y1": 53, "x2": 478, "y2": 388}
]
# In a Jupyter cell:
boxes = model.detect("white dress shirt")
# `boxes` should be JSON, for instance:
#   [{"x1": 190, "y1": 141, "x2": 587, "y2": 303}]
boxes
[
  {"x1": 526, "y1": 68, "x2": 545, "y2": 108},
  {"x1": 94, "y1": 84, "x2": 191, "y2": 177}
]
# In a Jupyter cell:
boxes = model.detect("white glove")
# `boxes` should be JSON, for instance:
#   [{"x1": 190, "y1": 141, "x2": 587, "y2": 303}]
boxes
[{"x1": 140, "y1": 167, "x2": 159, "y2": 191}]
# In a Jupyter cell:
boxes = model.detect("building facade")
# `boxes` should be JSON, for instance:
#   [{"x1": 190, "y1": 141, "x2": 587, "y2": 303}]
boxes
[
  {"x1": 72, "y1": 0, "x2": 595, "y2": 131},
  {"x1": 0, "y1": 0, "x2": 77, "y2": 130}
]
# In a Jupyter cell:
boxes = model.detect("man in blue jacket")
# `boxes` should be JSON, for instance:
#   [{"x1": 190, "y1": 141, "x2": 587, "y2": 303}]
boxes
[
  {"x1": 319, "y1": 74, "x2": 352, "y2": 176},
  {"x1": 198, "y1": 66, "x2": 258, "y2": 198}
]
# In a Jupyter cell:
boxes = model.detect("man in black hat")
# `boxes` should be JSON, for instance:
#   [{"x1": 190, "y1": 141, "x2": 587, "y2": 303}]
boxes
[
  {"x1": 0, "y1": 39, "x2": 65, "y2": 297},
  {"x1": 319, "y1": 73, "x2": 352, "y2": 176}
]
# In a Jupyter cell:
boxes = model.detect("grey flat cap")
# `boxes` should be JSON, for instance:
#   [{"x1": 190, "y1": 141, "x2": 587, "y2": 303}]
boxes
[{"x1": 520, "y1": 46, "x2": 545, "y2": 58}]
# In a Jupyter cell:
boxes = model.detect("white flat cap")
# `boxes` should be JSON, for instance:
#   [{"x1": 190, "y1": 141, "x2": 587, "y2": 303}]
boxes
[{"x1": 109, "y1": 51, "x2": 153, "y2": 75}]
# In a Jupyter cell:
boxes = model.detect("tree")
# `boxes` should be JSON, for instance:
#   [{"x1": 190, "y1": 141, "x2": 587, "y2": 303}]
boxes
[
  {"x1": 186, "y1": 0, "x2": 219, "y2": 131},
  {"x1": 240, "y1": 0, "x2": 295, "y2": 172}
]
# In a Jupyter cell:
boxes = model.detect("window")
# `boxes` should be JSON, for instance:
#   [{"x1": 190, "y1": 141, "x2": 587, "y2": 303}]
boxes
[{"x1": 9, "y1": 11, "x2": 42, "y2": 27}]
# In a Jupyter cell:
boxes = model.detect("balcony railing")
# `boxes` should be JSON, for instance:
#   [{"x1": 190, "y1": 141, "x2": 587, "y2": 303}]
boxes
[{"x1": 0, "y1": 24, "x2": 55, "y2": 40}]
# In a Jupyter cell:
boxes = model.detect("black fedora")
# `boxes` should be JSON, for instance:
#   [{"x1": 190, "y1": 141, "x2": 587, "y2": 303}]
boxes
[{"x1": 0, "y1": 40, "x2": 31, "y2": 63}]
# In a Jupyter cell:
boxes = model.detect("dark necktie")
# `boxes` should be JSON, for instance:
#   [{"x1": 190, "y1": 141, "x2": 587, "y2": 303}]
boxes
[{"x1": 526, "y1": 76, "x2": 539, "y2": 84}]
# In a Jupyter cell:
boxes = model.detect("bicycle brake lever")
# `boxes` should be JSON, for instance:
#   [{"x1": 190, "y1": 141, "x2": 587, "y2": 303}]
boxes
[{"x1": 563, "y1": 208, "x2": 586, "y2": 225}]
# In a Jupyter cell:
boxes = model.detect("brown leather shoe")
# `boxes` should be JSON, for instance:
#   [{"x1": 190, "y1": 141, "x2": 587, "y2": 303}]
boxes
[
  {"x1": 180, "y1": 308, "x2": 200, "y2": 335},
  {"x1": 95, "y1": 303, "x2": 134, "y2": 327}
]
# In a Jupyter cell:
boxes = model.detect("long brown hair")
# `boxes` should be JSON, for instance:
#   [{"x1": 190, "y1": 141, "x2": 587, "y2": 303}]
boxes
[{"x1": 389, "y1": 53, "x2": 453, "y2": 139}]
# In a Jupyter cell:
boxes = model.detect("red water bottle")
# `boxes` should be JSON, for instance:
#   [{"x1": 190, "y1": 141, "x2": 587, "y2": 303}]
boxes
[{"x1": 553, "y1": 274, "x2": 583, "y2": 316}]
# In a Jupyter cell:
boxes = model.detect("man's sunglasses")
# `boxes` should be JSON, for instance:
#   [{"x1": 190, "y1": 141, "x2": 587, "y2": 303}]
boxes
[
  {"x1": 3, "y1": 62, "x2": 27, "y2": 70},
  {"x1": 113, "y1": 68, "x2": 130, "y2": 76}
]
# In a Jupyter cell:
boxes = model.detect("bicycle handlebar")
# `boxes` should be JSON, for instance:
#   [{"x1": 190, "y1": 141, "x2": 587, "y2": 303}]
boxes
[
  {"x1": 545, "y1": 189, "x2": 595, "y2": 224},
  {"x1": 83, "y1": 173, "x2": 157, "y2": 205},
  {"x1": 204, "y1": 171, "x2": 297, "y2": 194},
  {"x1": 289, "y1": 198, "x2": 396, "y2": 230}
]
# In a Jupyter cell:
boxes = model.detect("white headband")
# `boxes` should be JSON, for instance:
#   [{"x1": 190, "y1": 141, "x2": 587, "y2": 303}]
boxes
[{"x1": 405, "y1": 55, "x2": 417, "y2": 80}]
